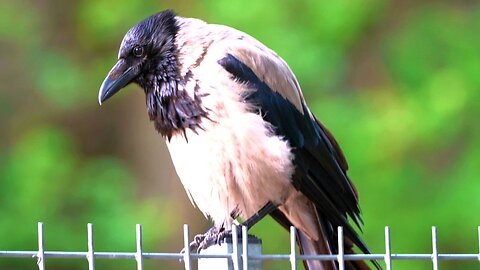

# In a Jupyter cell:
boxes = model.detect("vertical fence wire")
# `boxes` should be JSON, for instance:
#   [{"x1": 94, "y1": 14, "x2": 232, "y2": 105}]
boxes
[
  {"x1": 183, "y1": 224, "x2": 192, "y2": 270},
  {"x1": 289, "y1": 226, "x2": 297, "y2": 270},
  {"x1": 232, "y1": 225, "x2": 240, "y2": 270},
  {"x1": 37, "y1": 222, "x2": 45, "y2": 270},
  {"x1": 1, "y1": 223, "x2": 480, "y2": 269},
  {"x1": 384, "y1": 226, "x2": 392, "y2": 270},
  {"x1": 431, "y1": 227, "x2": 438, "y2": 270},
  {"x1": 87, "y1": 223, "x2": 95, "y2": 270},
  {"x1": 242, "y1": 226, "x2": 249, "y2": 270},
  {"x1": 135, "y1": 224, "x2": 143, "y2": 270},
  {"x1": 337, "y1": 227, "x2": 344, "y2": 270}
]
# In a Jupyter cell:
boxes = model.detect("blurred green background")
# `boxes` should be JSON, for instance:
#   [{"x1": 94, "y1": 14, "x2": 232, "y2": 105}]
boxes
[{"x1": 0, "y1": 0, "x2": 479, "y2": 269}]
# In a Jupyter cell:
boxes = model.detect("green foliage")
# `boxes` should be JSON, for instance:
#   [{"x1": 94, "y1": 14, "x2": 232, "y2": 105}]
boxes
[
  {"x1": 0, "y1": 127, "x2": 174, "y2": 269},
  {"x1": 0, "y1": 1, "x2": 479, "y2": 270}
]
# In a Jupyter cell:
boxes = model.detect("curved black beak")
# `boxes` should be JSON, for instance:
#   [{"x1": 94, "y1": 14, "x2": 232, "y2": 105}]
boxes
[{"x1": 98, "y1": 59, "x2": 138, "y2": 105}]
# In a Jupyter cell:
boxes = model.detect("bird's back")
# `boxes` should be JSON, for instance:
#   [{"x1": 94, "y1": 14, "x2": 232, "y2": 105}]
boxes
[{"x1": 169, "y1": 17, "x2": 377, "y2": 269}]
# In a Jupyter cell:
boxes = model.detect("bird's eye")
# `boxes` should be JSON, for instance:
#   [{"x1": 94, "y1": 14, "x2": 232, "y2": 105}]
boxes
[{"x1": 132, "y1": 46, "x2": 144, "y2": 57}]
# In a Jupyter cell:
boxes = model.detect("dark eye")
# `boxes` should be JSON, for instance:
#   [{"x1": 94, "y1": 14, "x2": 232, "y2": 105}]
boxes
[{"x1": 132, "y1": 46, "x2": 144, "y2": 57}]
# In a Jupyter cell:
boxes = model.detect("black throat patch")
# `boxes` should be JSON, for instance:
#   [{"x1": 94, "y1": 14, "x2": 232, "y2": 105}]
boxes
[
  {"x1": 146, "y1": 84, "x2": 208, "y2": 140},
  {"x1": 133, "y1": 10, "x2": 209, "y2": 140}
]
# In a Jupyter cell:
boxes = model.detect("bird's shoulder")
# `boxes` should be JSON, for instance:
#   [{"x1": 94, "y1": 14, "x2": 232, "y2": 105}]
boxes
[{"x1": 176, "y1": 17, "x2": 305, "y2": 113}]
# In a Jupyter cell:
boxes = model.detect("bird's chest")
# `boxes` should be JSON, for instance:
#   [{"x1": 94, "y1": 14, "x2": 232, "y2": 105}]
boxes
[{"x1": 165, "y1": 92, "x2": 295, "y2": 225}]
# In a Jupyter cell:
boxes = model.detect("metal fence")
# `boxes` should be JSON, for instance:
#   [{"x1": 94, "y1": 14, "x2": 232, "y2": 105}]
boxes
[{"x1": 0, "y1": 223, "x2": 478, "y2": 270}]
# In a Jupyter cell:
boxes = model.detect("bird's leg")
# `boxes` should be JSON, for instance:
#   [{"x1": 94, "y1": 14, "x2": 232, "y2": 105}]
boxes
[
  {"x1": 183, "y1": 202, "x2": 277, "y2": 253},
  {"x1": 242, "y1": 201, "x2": 277, "y2": 229},
  {"x1": 205, "y1": 202, "x2": 278, "y2": 247},
  {"x1": 218, "y1": 202, "x2": 277, "y2": 243}
]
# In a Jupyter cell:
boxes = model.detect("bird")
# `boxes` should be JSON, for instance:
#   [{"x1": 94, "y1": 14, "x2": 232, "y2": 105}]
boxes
[{"x1": 98, "y1": 10, "x2": 379, "y2": 270}]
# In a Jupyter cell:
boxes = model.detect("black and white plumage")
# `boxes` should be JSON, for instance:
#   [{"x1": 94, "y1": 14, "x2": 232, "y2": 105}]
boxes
[{"x1": 99, "y1": 10, "x2": 379, "y2": 270}]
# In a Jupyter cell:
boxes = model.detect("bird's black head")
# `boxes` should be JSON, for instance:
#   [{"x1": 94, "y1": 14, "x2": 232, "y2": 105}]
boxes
[
  {"x1": 99, "y1": 10, "x2": 208, "y2": 139},
  {"x1": 98, "y1": 10, "x2": 179, "y2": 105}
]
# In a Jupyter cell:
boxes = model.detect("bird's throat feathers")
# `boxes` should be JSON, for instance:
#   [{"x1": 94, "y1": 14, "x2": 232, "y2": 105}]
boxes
[
  {"x1": 145, "y1": 86, "x2": 208, "y2": 140},
  {"x1": 142, "y1": 56, "x2": 209, "y2": 140}
]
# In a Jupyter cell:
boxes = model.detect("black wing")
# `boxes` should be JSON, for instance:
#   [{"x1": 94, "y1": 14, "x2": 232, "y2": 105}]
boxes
[{"x1": 218, "y1": 53, "x2": 370, "y2": 255}]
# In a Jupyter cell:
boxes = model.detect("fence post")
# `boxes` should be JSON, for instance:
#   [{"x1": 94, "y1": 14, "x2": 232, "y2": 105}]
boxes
[
  {"x1": 198, "y1": 225, "x2": 262, "y2": 270},
  {"x1": 37, "y1": 222, "x2": 45, "y2": 270},
  {"x1": 87, "y1": 223, "x2": 95, "y2": 270}
]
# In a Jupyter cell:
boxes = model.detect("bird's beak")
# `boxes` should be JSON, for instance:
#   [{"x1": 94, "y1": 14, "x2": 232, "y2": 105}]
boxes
[{"x1": 98, "y1": 59, "x2": 139, "y2": 105}]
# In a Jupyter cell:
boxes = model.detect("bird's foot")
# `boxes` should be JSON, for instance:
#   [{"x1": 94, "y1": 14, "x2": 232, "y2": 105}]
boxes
[{"x1": 182, "y1": 227, "x2": 228, "y2": 253}]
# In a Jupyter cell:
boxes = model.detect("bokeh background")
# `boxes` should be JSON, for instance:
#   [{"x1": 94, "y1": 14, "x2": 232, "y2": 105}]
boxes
[{"x1": 1, "y1": 0, "x2": 479, "y2": 269}]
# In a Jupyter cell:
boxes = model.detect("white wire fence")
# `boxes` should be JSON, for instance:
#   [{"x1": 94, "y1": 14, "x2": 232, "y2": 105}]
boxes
[{"x1": 0, "y1": 223, "x2": 478, "y2": 270}]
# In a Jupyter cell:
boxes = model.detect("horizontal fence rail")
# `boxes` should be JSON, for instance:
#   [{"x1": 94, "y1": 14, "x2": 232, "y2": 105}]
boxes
[{"x1": 0, "y1": 223, "x2": 478, "y2": 270}]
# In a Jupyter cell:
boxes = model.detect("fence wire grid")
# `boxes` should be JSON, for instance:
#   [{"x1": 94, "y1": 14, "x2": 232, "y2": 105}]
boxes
[{"x1": 0, "y1": 223, "x2": 478, "y2": 270}]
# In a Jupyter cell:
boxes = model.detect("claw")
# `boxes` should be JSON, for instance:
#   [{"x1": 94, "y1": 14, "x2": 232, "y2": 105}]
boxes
[
  {"x1": 215, "y1": 230, "x2": 227, "y2": 245},
  {"x1": 180, "y1": 226, "x2": 229, "y2": 255},
  {"x1": 180, "y1": 234, "x2": 204, "y2": 254}
]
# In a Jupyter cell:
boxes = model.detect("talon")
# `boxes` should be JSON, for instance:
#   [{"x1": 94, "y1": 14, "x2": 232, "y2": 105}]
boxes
[
  {"x1": 216, "y1": 230, "x2": 227, "y2": 245},
  {"x1": 194, "y1": 234, "x2": 205, "y2": 243},
  {"x1": 197, "y1": 240, "x2": 209, "y2": 252},
  {"x1": 179, "y1": 226, "x2": 230, "y2": 254}
]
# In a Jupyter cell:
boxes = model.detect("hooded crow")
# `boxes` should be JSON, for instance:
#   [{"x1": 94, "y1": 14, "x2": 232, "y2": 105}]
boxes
[{"x1": 99, "y1": 10, "x2": 379, "y2": 270}]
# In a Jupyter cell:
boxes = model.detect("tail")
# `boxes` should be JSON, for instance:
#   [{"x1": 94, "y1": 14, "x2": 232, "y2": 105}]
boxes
[
  {"x1": 270, "y1": 205, "x2": 380, "y2": 270},
  {"x1": 297, "y1": 229, "x2": 372, "y2": 270}
]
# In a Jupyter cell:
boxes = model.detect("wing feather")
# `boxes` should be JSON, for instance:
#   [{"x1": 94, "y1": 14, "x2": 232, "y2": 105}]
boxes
[
  {"x1": 223, "y1": 39, "x2": 305, "y2": 113},
  {"x1": 217, "y1": 51, "x2": 371, "y2": 255}
]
